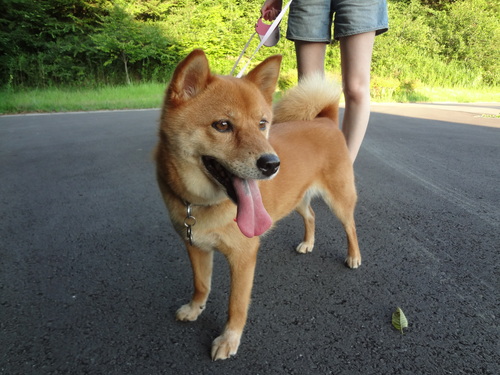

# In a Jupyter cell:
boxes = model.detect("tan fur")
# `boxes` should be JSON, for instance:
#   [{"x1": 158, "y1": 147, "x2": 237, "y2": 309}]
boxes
[
  {"x1": 273, "y1": 73, "x2": 341, "y2": 124},
  {"x1": 155, "y1": 49, "x2": 360, "y2": 361}
]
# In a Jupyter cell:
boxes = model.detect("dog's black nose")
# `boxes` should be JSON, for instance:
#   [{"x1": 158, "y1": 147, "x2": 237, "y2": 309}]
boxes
[{"x1": 257, "y1": 154, "x2": 280, "y2": 177}]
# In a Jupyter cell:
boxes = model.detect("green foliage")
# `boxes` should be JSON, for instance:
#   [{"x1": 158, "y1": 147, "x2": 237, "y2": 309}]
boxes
[
  {"x1": 371, "y1": 0, "x2": 499, "y2": 99},
  {"x1": 432, "y1": 0, "x2": 499, "y2": 85},
  {"x1": 159, "y1": 0, "x2": 297, "y2": 75},
  {"x1": 90, "y1": 3, "x2": 173, "y2": 84},
  {"x1": 0, "y1": 0, "x2": 498, "y2": 96},
  {"x1": 0, "y1": 0, "x2": 107, "y2": 87}
]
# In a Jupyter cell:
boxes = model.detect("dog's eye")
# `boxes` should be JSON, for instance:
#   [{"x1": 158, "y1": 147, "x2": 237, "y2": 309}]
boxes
[
  {"x1": 259, "y1": 119, "x2": 268, "y2": 130},
  {"x1": 212, "y1": 120, "x2": 232, "y2": 133}
]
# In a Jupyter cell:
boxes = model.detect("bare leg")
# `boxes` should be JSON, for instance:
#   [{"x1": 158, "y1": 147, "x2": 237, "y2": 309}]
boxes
[
  {"x1": 340, "y1": 32, "x2": 376, "y2": 163},
  {"x1": 295, "y1": 34, "x2": 375, "y2": 163},
  {"x1": 295, "y1": 41, "x2": 326, "y2": 79}
]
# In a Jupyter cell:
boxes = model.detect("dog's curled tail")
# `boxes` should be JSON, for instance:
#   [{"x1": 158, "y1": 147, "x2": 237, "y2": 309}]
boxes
[{"x1": 272, "y1": 73, "x2": 341, "y2": 124}]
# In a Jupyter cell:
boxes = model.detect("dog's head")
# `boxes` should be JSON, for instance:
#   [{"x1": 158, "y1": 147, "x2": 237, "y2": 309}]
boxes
[{"x1": 159, "y1": 49, "x2": 282, "y2": 237}]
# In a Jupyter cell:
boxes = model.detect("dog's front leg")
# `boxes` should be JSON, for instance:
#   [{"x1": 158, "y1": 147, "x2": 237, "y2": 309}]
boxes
[
  {"x1": 176, "y1": 244, "x2": 213, "y2": 321},
  {"x1": 211, "y1": 238, "x2": 259, "y2": 361}
]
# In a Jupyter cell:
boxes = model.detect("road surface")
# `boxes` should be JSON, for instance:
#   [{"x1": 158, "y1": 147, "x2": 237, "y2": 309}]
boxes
[{"x1": 1, "y1": 104, "x2": 499, "y2": 374}]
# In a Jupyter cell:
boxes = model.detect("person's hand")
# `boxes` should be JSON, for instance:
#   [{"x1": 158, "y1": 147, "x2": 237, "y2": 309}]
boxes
[{"x1": 261, "y1": 0, "x2": 282, "y2": 21}]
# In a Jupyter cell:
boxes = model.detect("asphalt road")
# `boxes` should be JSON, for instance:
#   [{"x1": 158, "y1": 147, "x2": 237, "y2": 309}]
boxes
[{"x1": 1, "y1": 104, "x2": 499, "y2": 374}]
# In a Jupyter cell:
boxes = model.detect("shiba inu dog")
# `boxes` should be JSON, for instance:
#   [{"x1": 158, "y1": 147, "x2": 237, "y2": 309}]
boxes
[{"x1": 155, "y1": 49, "x2": 360, "y2": 360}]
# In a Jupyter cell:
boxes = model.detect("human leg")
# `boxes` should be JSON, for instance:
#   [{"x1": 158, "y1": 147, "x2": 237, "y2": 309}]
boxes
[
  {"x1": 286, "y1": 0, "x2": 332, "y2": 79},
  {"x1": 339, "y1": 31, "x2": 375, "y2": 163},
  {"x1": 295, "y1": 41, "x2": 326, "y2": 79}
]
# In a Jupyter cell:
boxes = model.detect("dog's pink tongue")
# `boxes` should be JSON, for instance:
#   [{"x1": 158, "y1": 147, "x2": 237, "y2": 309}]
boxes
[{"x1": 233, "y1": 177, "x2": 272, "y2": 238}]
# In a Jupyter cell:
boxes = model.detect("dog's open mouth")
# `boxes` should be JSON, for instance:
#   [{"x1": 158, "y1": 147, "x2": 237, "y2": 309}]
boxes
[
  {"x1": 202, "y1": 156, "x2": 238, "y2": 204},
  {"x1": 202, "y1": 156, "x2": 272, "y2": 238}
]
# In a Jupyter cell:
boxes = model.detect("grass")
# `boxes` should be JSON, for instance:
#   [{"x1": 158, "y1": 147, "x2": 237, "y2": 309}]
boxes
[
  {"x1": 0, "y1": 83, "x2": 166, "y2": 114},
  {"x1": 1, "y1": 83, "x2": 499, "y2": 115},
  {"x1": 389, "y1": 86, "x2": 500, "y2": 104}
]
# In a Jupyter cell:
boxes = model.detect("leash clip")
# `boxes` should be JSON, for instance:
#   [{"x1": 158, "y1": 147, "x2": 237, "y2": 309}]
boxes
[{"x1": 184, "y1": 201, "x2": 197, "y2": 245}]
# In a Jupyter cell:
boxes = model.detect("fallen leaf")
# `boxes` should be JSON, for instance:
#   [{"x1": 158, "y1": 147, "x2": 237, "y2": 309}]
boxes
[{"x1": 392, "y1": 307, "x2": 408, "y2": 334}]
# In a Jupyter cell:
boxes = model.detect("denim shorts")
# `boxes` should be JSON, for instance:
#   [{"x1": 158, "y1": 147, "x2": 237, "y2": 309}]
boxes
[{"x1": 286, "y1": 0, "x2": 389, "y2": 42}]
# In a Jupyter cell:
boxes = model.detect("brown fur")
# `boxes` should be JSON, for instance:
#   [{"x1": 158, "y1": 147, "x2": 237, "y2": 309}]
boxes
[{"x1": 155, "y1": 49, "x2": 360, "y2": 360}]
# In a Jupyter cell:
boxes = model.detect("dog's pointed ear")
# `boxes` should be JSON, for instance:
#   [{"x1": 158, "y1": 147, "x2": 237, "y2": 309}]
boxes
[
  {"x1": 244, "y1": 55, "x2": 282, "y2": 103},
  {"x1": 167, "y1": 49, "x2": 212, "y2": 105}
]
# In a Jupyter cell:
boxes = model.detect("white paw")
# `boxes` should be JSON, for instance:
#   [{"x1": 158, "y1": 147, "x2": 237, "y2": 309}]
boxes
[
  {"x1": 345, "y1": 256, "x2": 361, "y2": 269},
  {"x1": 211, "y1": 330, "x2": 241, "y2": 361},
  {"x1": 296, "y1": 241, "x2": 314, "y2": 254},
  {"x1": 176, "y1": 302, "x2": 205, "y2": 321}
]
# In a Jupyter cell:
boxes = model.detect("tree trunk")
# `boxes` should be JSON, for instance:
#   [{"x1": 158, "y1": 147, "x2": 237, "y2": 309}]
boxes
[{"x1": 122, "y1": 51, "x2": 130, "y2": 85}]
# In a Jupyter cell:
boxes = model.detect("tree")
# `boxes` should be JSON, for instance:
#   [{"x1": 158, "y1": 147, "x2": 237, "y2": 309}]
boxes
[
  {"x1": 90, "y1": 3, "x2": 169, "y2": 84},
  {"x1": 0, "y1": 0, "x2": 106, "y2": 87}
]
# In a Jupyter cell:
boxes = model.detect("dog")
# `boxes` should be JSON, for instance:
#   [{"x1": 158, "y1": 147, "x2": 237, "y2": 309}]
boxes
[{"x1": 155, "y1": 49, "x2": 360, "y2": 361}]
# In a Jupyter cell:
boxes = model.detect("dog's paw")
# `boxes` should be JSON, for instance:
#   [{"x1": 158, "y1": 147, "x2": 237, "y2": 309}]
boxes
[
  {"x1": 176, "y1": 302, "x2": 205, "y2": 321},
  {"x1": 345, "y1": 255, "x2": 361, "y2": 269},
  {"x1": 296, "y1": 241, "x2": 314, "y2": 254},
  {"x1": 211, "y1": 330, "x2": 241, "y2": 361}
]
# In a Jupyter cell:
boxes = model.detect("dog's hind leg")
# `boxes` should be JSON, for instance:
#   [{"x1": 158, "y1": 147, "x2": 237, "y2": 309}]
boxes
[
  {"x1": 176, "y1": 244, "x2": 213, "y2": 321},
  {"x1": 340, "y1": 212, "x2": 361, "y2": 269},
  {"x1": 295, "y1": 191, "x2": 316, "y2": 254},
  {"x1": 323, "y1": 183, "x2": 361, "y2": 269}
]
